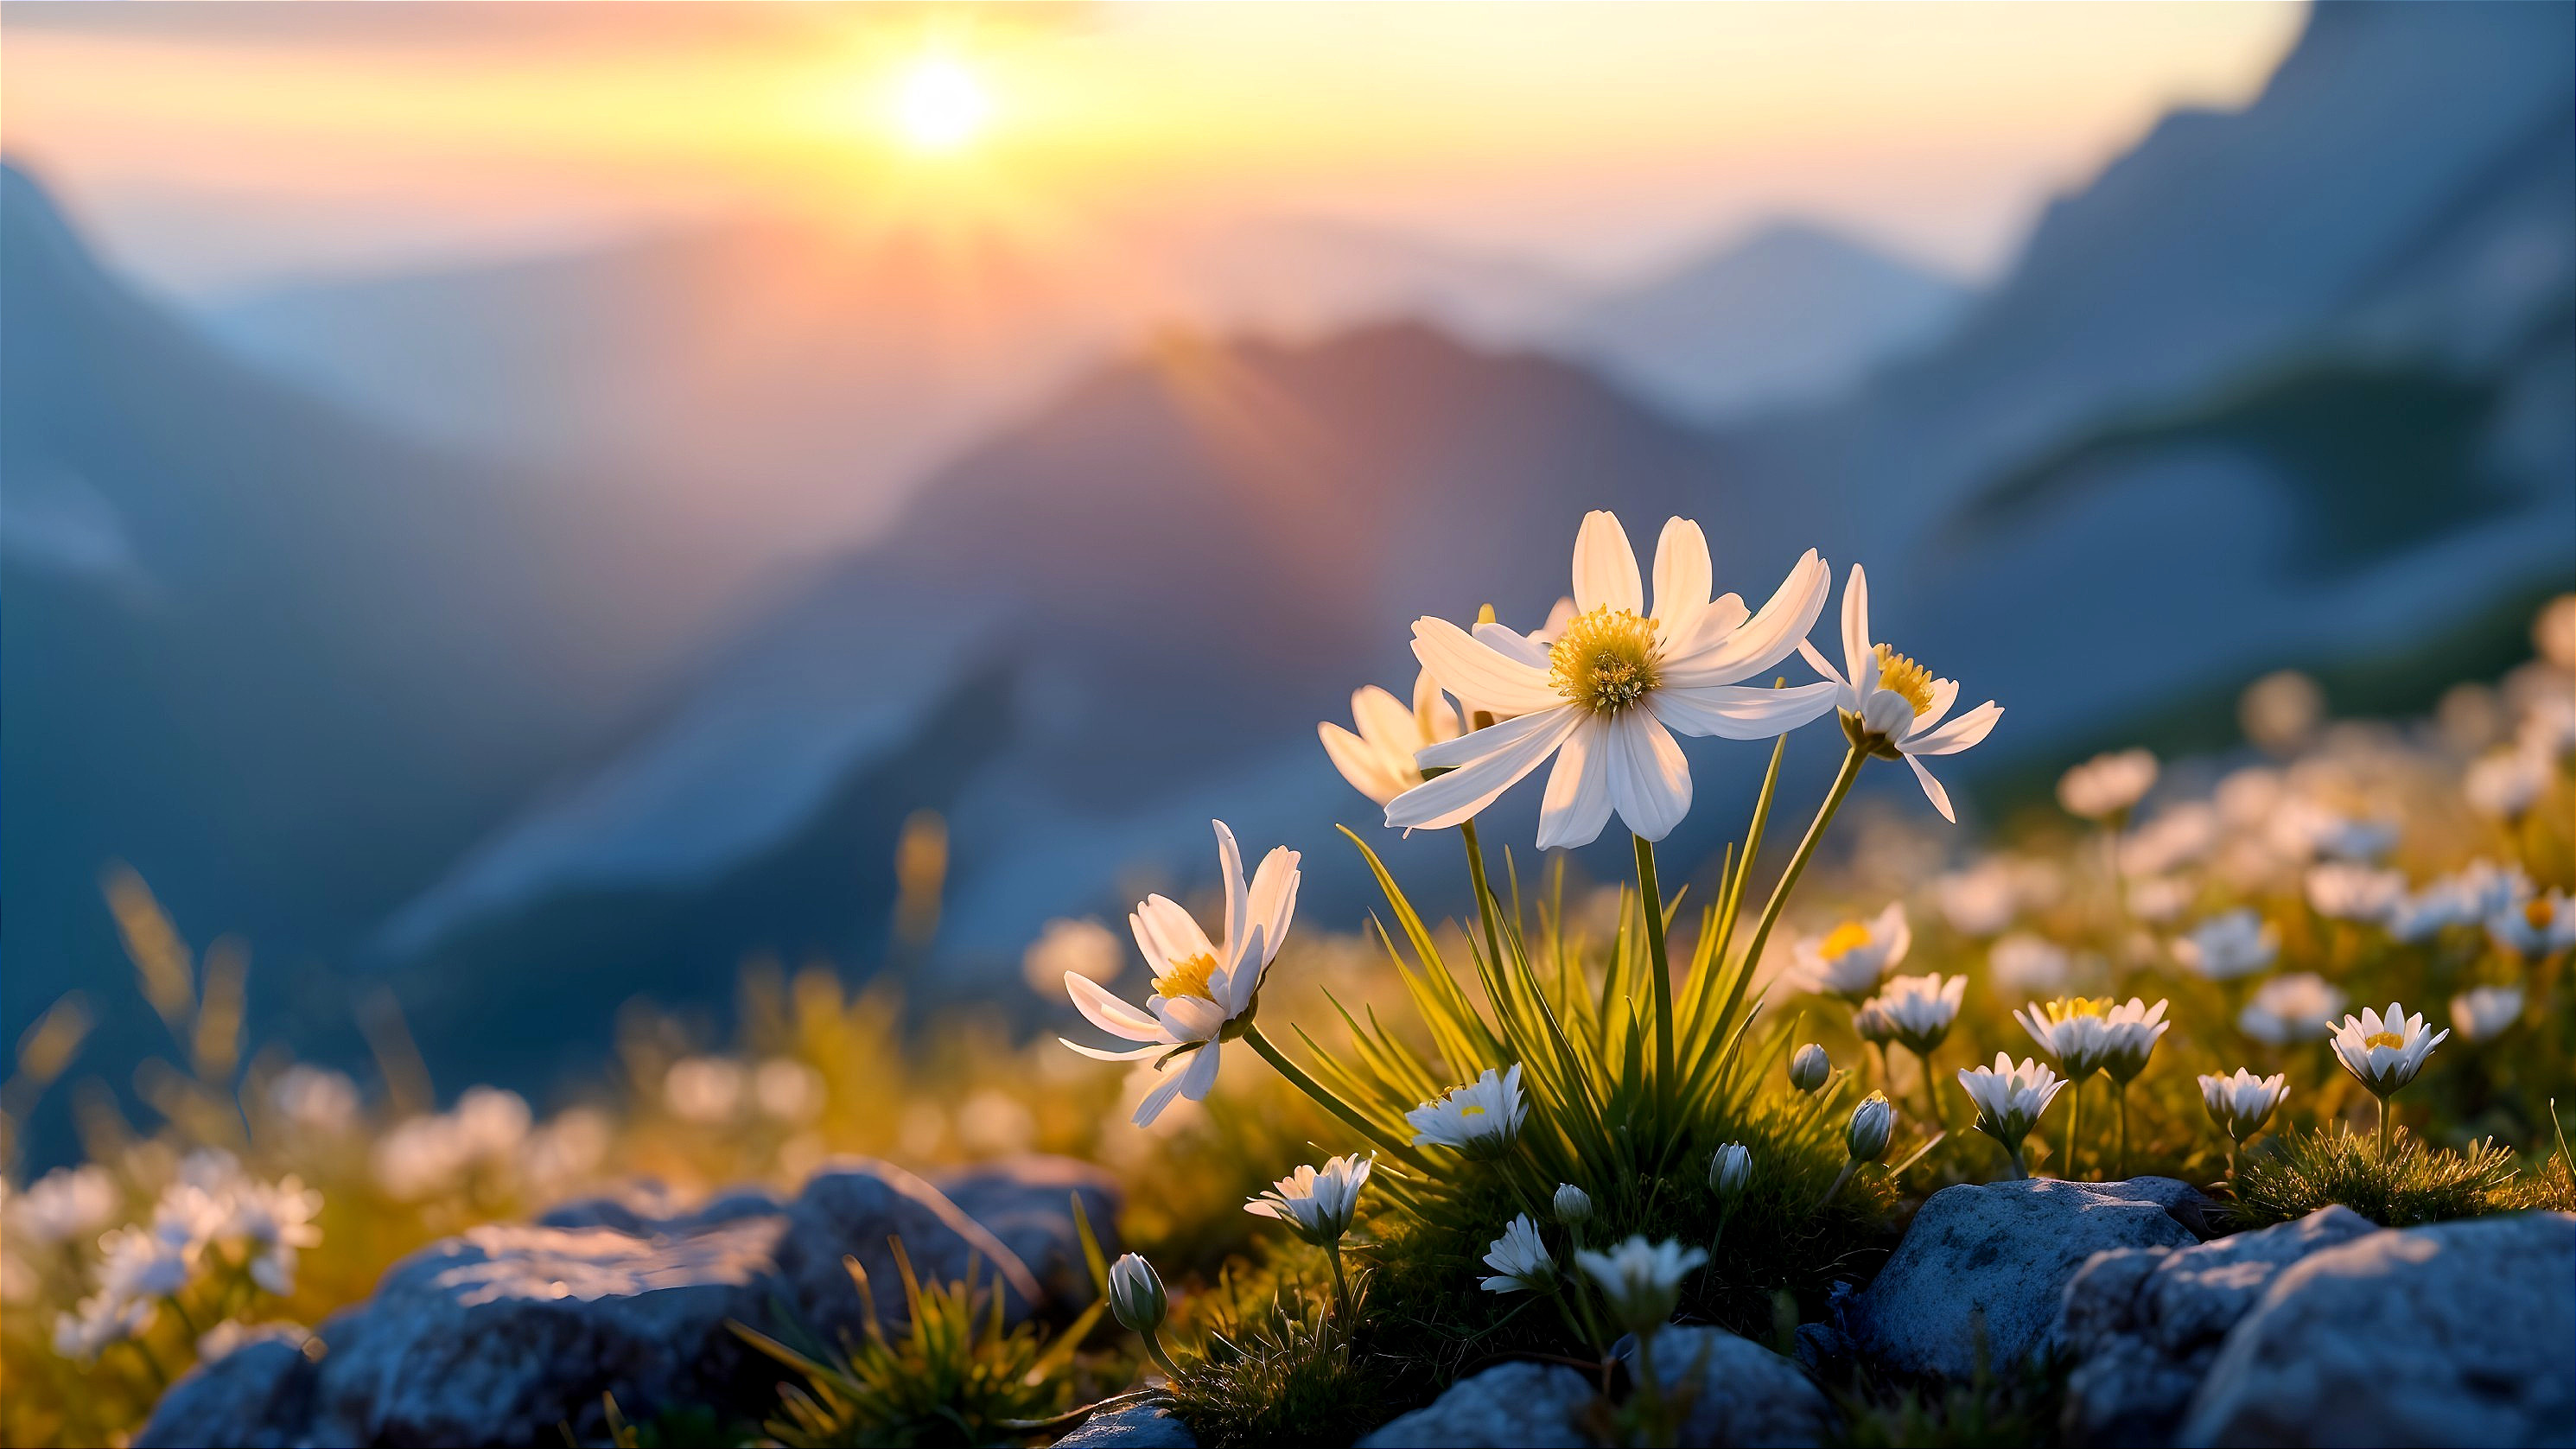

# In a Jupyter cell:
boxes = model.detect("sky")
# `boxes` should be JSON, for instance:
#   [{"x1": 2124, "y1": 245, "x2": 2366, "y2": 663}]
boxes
[{"x1": 1, "y1": 2, "x2": 2309, "y2": 300}]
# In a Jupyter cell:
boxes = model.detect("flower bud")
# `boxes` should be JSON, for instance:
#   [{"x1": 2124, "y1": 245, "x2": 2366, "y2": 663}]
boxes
[
  {"x1": 1552, "y1": 1182, "x2": 1593, "y2": 1225},
  {"x1": 1709, "y1": 1142, "x2": 1751, "y2": 1201},
  {"x1": 1106, "y1": 1253, "x2": 1167, "y2": 1334},
  {"x1": 1789, "y1": 1043, "x2": 1830, "y2": 1094},
  {"x1": 1845, "y1": 1092, "x2": 1894, "y2": 1162}
]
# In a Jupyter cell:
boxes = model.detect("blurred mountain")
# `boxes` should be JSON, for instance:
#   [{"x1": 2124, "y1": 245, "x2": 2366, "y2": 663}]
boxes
[
  {"x1": 1554, "y1": 221, "x2": 1970, "y2": 419},
  {"x1": 0, "y1": 162, "x2": 713, "y2": 1079},
  {"x1": 377, "y1": 0, "x2": 2573, "y2": 1081}
]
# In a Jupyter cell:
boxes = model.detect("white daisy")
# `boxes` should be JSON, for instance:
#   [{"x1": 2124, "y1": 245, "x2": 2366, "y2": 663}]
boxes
[
  {"x1": 1789, "y1": 902, "x2": 1911, "y2": 1001},
  {"x1": 1387, "y1": 512, "x2": 1838, "y2": 847},
  {"x1": 2304, "y1": 862, "x2": 2407, "y2": 924},
  {"x1": 1796, "y1": 563, "x2": 2003, "y2": 823},
  {"x1": 1957, "y1": 1053, "x2": 2067, "y2": 1173},
  {"x1": 1407, "y1": 1065, "x2": 1528, "y2": 1158},
  {"x1": 2096, "y1": 998, "x2": 2172, "y2": 1085},
  {"x1": 1245, "y1": 1153, "x2": 1372, "y2": 1246},
  {"x1": 1061, "y1": 820, "x2": 1301, "y2": 1127},
  {"x1": 1860, "y1": 973, "x2": 1965, "y2": 1056},
  {"x1": 2447, "y1": 987, "x2": 2524, "y2": 1043},
  {"x1": 2489, "y1": 888, "x2": 2576, "y2": 959},
  {"x1": 2171, "y1": 909, "x2": 2278, "y2": 981},
  {"x1": 2237, "y1": 973, "x2": 2344, "y2": 1046},
  {"x1": 2058, "y1": 749, "x2": 2157, "y2": 821},
  {"x1": 2328, "y1": 1002, "x2": 2448, "y2": 1100},
  {"x1": 2198, "y1": 1068, "x2": 2288, "y2": 1143},
  {"x1": 1319, "y1": 670, "x2": 1461, "y2": 808},
  {"x1": 1479, "y1": 1212, "x2": 1556, "y2": 1293},
  {"x1": 2016, "y1": 996, "x2": 2118, "y2": 1080},
  {"x1": 1574, "y1": 1235, "x2": 1707, "y2": 1334}
]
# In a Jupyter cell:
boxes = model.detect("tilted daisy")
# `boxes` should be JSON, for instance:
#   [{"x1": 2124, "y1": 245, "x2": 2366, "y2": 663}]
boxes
[
  {"x1": 1574, "y1": 1235, "x2": 1708, "y2": 1335},
  {"x1": 2329, "y1": 1002, "x2": 2447, "y2": 1102},
  {"x1": 1320, "y1": 670, "x2": 1461, "y2": 808},
  {"x1": 2015, "y1": 996, "x2": 2117, "y2": 1081},
  {"x1": 1245, "y1": 1153, "x2": 1372, "y2": 1247},
  {"x1": 2448, "y1": 986, "x2": 2524, "y2": 1043},
  {"x1": 2097, "y1": 999, "x2": 2172, "y2": 1086},
  {"x1": 1387, "y1": 511, "x2": 1837, "y2": 847},
  {"x1": 1797, "y1": 563, "x2": 2003, "y2": 822},
  {"x1": 1480, "y1": 1213, "x2": 1557, "y2": 1293},
  {"x1": 2198, "y1": 1068, "x2": 2288, "y2": 1144},
  {"x1": 2488, "y1": 888, "x2": 2576, "y2": 959},
  {"x1": 1860, "y1": 973, "x2": 1966, "y2": 1056},
  {"x1": 1408, "y1": 1065, "x2": 1528, "y2": 1158},
  {"x1": 1789, "y1": 902, "x2": 1911, "y2": 1001},
  {"x1": 1957, "y1": 1053, "x2": 2066, "y2": 1178},
  {"x1": 1061, "y1": 821, "x2": 1301, "y2": 1127}
]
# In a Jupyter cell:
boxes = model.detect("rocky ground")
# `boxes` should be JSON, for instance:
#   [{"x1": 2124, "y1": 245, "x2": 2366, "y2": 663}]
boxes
[{"x1": 144, "y1": 1166, "x2": 2574, "y2": 1448}]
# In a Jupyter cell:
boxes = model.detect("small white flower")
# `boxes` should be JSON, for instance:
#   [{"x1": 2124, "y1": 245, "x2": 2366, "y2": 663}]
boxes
[
  {"x1": 1245, "y1": 1153, "x2": 1372, "y2": 1247},
  {"x1": 2449, "y1": 987, "x2": 2525, "y2": 1043},
  {"x1": 1988, "y1": 933, "x2": 2071, "y2": 993},
  {"x1": 2124, "y1": 876, "x2": 2193, "y2": 925},
  {"x1": 2198, "y1": 1068, "x2": 2289, "y2": 1142},
  {"x1": 2389, "y1": 861, "x2": 2528, "y2": 943},
  {"x1": 1956, "y1": 1053, "x2": 2067, "y2": 1160},
  {"x1": 1787, "y1": 1043, "x2": 1831, "y2": 1094},
  {"x1": 2305, "y1": 863, "x2": 2407, "y2": 924},
  {"x1": 1574, "y1": 1235, "x2": 1707, "y2": 1333},
  {"x1": 2016, "y1": 997, "x2": 2118, "y2": 1079},
  {"x1": 1553, "y1": 1183, "x2": 1594, "y2": 1225},
  {"x1": 2171, "y1": 910, "x2": 2278, "y2": 982},
  {"x1": 8, "y1": 1166, "x2": 121, "y2": 1248},
  {"x1": 1479, "y1": 1213, "x2": 1556, "y2": 1293},
  {"x1": 1708, "y1": 1142, "x2": 1752, "y2": 1201},
  {"x1": 1845, "y1": 1092, "x2": 1894, "y2": 1162},
  {"x1": 1790, "y1": 902, "x2": 1911, "y2": 1001},
  {"x1": 754, "y1": 1058, "x2": 825, "y2": 1122},
  {"x1": 1061, "y1": 820, "x2": 1301, "y2": 1127},
  {"x1": 53, "y1": 1292, "x2": 153, "y2": 1360},
  {"x1": 2120, "y1": 804, "x2": 2217, "y2": 878},
  {"x1": 1934, "y1": 857, "x2": 2022, "y2": 936},
  {"x1": 269, "y1": 1065, "x2": 361, "y2": 1135},
  {"x1": 1859, "y1": 974, "x2": 1965, "y2": 1056},
  {"x1": 2097, "y1": 998, "x2": 2172, "y2": 1085},
  {"x1": 1408, "y1": 1065, "x2": 1528, "y2": 1158},
  {"x1": 1106, "y1": 1253, "x2": 1168, "y2": 1332},
  {"x1": 2464, "y1": 748, "x2": 2548, "y2": 821},
  {"x1": 2328, "y1": 1002, "x2": 2448, "y2": 1100},
  {"x1": 224, "y1": 1176, "x2": 324, "y2": 1297},
  {"x1": 2488, "y1": 889, "x2": 2576, "y2": 959},
  {"x1": 664, "y1": 1057, "x2": 747, "y2": 1124},
  {"x1": 1797, "y1": 564, "x2": 2004, "y2": 823},
  {"x1": 96, "y1": 1222, "x2": 195, "y2": 1305},
  {"x1": 1320, "y1": 670, "x2": 1462, "y2": 807},
  {"x1": 2237, "y1": 973, "x2": 2345, "y2": 1045},
  {"x1": 2058, "y1": 749, "x2": 2157, "y2": 821},
  {"x1": 1391, "y1": 512, "x2": 1841, "y2": 846}
]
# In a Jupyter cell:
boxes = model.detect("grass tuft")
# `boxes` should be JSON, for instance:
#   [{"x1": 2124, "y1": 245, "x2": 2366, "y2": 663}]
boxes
[
  {"x1": 1164, "y1": 1267, "x2": 1402, "y2": 1449},
  {"x1": 2230, "y1": 1123, "x2": 2520, "y2": 1230}
]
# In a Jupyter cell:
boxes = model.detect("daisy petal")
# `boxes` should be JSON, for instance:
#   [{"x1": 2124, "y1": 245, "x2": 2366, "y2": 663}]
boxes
[
  {"x1": 1389, "y1": 707, "x2": 1583, "y2": 830},
  {"x1": 1062, "y1": 1039, "x2": 1167, "y2": 1063},
  {"x1": 1841, "y1": 563, "x2": 1873, "y2": 700},
  {"x1": 1412, "y1": 617, "x2": 1562, "y2": 715},
  {"x1": 1350, "y1": 685, "x2": 1416, "y2": 752},
  {"x1": 1651, "y1": 681, "x2": 1840, "y2": 739},
  {"x1": 1471, "y1": 621, "x2": 1552, "y2": 670},
  {"x1": 1572, "y1": 510, "x2": 1644, "y2": 615},
  {"x1": 1907, "y1": 701, "x2": 2002, "y2": 757},
  {"x1": 1536, "y1": 715, "x2": 1615, "y2": 850},
  {"x1": 1797, "y1": 637, "x2": 1849, "y2": 690},
  {"x1": 1413, "y1": 669, "x2": 1463, "y2": 742},
  {"x1": 1133, "y1": 1066, "x2": 1193, "y2": 1127},
  {"x1": 1247, "y1": 855, "x2": 1298, "y2": 969},
  {"x1": 1321, "y1": 721, "x2": 1403, "y2": 805},
  {"x1": 1663, "y1": 550, "x2": 1831, "y2": 687},
  {"x1": 1177, "y1": 1039, "x2": 1226, "y2": 1101},
  {"x1": 1214, "y1": 819, "x2": 1248, "y2": 965},
  {"x1": 1606, "y1": 710, "x2": 1692, "y2": 842},
  {"x1": 1067, "y1": 974, "x2": 1168, "y2": 1042},
  {"x1": 1907, "y1": 753, "x2": 1958, "y2": 823},
  {"x1": 1134, "y1": 895, "x2": 1216, "y2": 970},
  {"x1": 1651, "y1": 517, "x2": 1713, "y2": 645}
]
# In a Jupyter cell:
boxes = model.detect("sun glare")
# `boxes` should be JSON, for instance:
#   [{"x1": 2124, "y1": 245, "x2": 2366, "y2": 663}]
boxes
[{"x1": 894, "y1": 54, "x2": 989, "y2": 154}]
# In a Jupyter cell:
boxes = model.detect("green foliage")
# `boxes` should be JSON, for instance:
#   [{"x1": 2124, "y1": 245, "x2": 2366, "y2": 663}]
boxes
[
  {"x1": 2230, "y1": 1123, "x2": 2521, "y2": 1230},
  {"x1": 1826, "y1": 1348, "x2": 2070, "y2": 1449},
  {"x1": 1163, "y1": 1267, "x2": 1402, "y2": 1449},
  {"x1": 733, "y1": 1246, "x2": 1104, "y2": 1448}
]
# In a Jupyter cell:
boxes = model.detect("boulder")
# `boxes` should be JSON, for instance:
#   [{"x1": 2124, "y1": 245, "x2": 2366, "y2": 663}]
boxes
[
  {"x1": 135, "y1": 1329, "x2": 319, "y2": 1449},
  {"x1": 1624, "y1": 1325, "x2": 1835, "y2": 1447},
  {"x1": 537, "y1": 1181, "x2": 783, "y2": 1236},
  {"x1": 1056, "y1": 1401, "x2": 1201, "y2": 1446},
  {"x1": 2060, "y1": 1205, "x2": 2376, "y2": 1446},
  {"x1": 306, "y1": 1216, "x2": 789, "y2": 1446},
  {"x1": 1841, "y1": 1177, "x2": 2205, "y2": 1379},
  {"x1": 776, "y1": 1158, "x2": 1053, "y2": 1339},
  {"x1": 2178, "y1": 1211, "x2": 2576, "y2": 1448},
  {"x1": 932, "y1": 1155, "x2": 1121, "y2": 1306},
  {"x1": 1358, "y1": 1359, "x2": 1599, "y2": 1447}
]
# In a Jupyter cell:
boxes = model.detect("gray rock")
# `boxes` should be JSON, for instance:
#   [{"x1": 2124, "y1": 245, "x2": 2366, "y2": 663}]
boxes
[
  {"x1": 777, "y1": 1157, "x2": 1054, "y2": 1338},
  {"x1": 537, "y1": 1180, "x2": 783, "y2": 1236},
  {"x1": 933, "y1": 1154, "x2": 1122, "y2": 1306},
  {"x1": 2179, "y1": 1211, "x2": 2576, "y2": 1448},
  {"x1": 306, "y1": 1216, "x2": 788, "y2": 1446},
  {"x1": 135, "y1": 1330, "x2": 319, "y2": 1448},
  {"x1": 1792, "y1": 1320, "x2": 1853, "y2": 1377},
  {"x1": 1625, "y1": 1325, "x2": 1835, "y2": 1448},
  {"x1": 2061, "y1": 1205, "x2": 2376, "y2": 1446},
  {"x1": 1359, "y1": 1359, "x2": 1600, "y2": 1447},
  {"x1": 1843, "y1": 1177, "x2": 2204, "y2": 1379},
  {"x1": 1056, "y1": 1401, "x2": 1200, "y2": 1446}
]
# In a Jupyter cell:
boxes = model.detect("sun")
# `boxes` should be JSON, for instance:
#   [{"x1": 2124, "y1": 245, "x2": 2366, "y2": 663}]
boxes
[{"x1": 894, "y1": 54, "x2": 990, "y2": 154}]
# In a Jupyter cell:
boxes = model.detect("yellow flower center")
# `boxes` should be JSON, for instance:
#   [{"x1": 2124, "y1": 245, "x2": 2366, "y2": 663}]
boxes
[
  {"x1": 2528, "y1": 899, "x2": 2556, "y2": 930},
  {"x1": 1152, "y1": 952, "x2": 1219, "y2": 1002},
  {"x1": 2045, "y1": 996, "x2": 2112, "y2": 1021},
  {"x1": 1822, "y1": 921, "x2": 1873, "y2": 958},
  {"x1": 1460, "y1": 1104, "x2": 1487, "y2": 1118},
  {"x1": 2363, "y1": 1030, "x2": 2403, "y2": 1050},
  {"x1": 1549, "y1": 607, "x2": 1660, "y2": 715},
  {"x1": 1873, "y1": 644, "x2": 1937, "y2": 716}
]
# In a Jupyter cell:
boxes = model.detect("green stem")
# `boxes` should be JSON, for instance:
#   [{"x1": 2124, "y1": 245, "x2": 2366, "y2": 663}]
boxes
[
  {"x1": 2115, "y1": 1082, "x2": 2130, "y2": 1181},
  {"x1": 1142, "y1": 1331, "x2": 1186, "y2": 1382},
  {"x1": 1326, "y1": 1242, "x2": 1352, "y2": 1331},
  {"x1": 1460, "y1": 819, "x2": 1508, "y2": 990},
  {"x1": 2066, "y1": 1078, "x2": 2083, "y2": 1180},
  {"x1": 1634, "y1": 834, "x2": 1676, "y2": 1119},
  {"x1": 1820, "y1": 1157, "x2": 1858, "y2": 1207},
  {"x1": 1241, "y1": 1023, "x2": 1431, "y2": 1171},
  {"x1": 2006, "y1": 1142, "x2": 2028, "y2": 1181},
  {"x1": 2377, "y1": 1095, "x2": 2392, "y2": 1162},
  {"x1": 1735, "y1": 746, "x2": 1867, "y2": 997}
]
